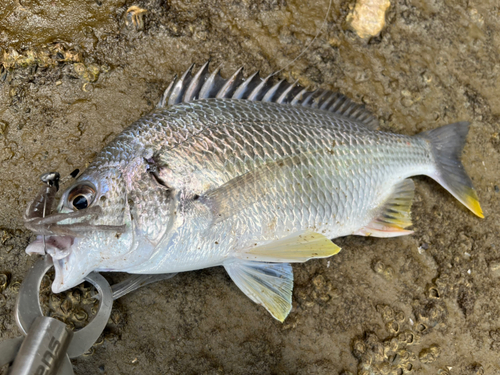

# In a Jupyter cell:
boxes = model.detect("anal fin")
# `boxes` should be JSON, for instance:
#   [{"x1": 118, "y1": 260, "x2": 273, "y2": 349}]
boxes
[
  {"x1": 224, "y1": 259, "x2": 293, "y2": 322},
  {"x1": 243, "y1": 230, "x2": 341, "y2": 262},
  {"x1": 354, "y1": 179, "x2": 415, "y2": 238}
]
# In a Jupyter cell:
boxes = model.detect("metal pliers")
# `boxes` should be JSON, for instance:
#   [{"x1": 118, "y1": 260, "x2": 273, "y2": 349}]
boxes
[
  {"x1": 0, "y1": 256, "x2": 113, "y2": 375},
  {"x1": 0, "y1": 256, "x2": 176, "y2": 374}
]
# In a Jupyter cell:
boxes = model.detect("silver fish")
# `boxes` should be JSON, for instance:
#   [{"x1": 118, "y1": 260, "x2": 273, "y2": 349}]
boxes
[{"x1": 25, "y1": 63, "x2": 483, "y2": 321}]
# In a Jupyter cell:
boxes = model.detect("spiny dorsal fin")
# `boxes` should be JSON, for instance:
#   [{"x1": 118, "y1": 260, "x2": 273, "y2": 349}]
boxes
[
  {"x1": 158, "y1": 62, "x2": 379, "y2": 129},
  {"x1": 224, "y1": 259, "x2": 293, "y2": 322},
  {"x1": 354, "y1": 179, "x2": 415, "y2": 238}
]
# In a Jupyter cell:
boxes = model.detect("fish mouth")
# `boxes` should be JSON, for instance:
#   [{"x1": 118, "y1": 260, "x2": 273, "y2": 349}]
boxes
[
  {"x1": 51, "y1": 253, "x2": 82, "y2": 293},
  {"x1": 23, "y1": 172, "x2": 122, "y2": 293},
  {"x1": 26, "y1": 235, "x2": 88, "y2": 293},
  {"x1": 26, "y1": 234, "x2": 76, "y2": 292},
  {"x1": 26, "y1": 235, "x2": 75, "y2": 259}
]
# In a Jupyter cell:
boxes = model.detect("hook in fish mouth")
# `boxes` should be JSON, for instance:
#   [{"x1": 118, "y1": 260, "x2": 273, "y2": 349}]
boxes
[
  {"x1": 24, "y1": 170, "x2": 127, "y2": 285},
  {"x1": 25, "y1": 235, "x2": 75, "y2": 259},
  {"x1": 24, "y1": 171, "x2": 126, "y2": 238}
]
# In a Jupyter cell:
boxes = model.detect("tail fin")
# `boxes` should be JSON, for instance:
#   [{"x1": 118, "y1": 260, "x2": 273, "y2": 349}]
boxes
[{"x1": 419, "y1": 122, "x2": 484, "y2": 218}]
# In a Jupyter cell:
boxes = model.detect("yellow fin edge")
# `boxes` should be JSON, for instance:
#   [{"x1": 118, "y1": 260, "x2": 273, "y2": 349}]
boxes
[
  {"x1": 463, "y1": 188, "x2": 484, "y2": 218},
  {"x1": 245, "y1": 230, "x2": 341, "y2": 263}
]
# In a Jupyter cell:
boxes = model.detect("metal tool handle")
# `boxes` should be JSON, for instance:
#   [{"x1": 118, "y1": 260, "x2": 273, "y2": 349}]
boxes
[
  {"x1": 14, "y1": 257, "x2": 113, "y2": 359},
  {"x1": 9, "y1": 316, "x2": 73, "y2": 375},
  {"x1": 3, "y1": 256, "x2": 177, "y2": 373},
  {"x1": 0, "y1": 337, "x2": 24, "y2": 368}
]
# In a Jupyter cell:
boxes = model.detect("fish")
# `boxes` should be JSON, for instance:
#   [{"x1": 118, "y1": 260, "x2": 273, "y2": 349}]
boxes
[{"x1": 24, "y1": 62, "x2": 484, "y2": 322}]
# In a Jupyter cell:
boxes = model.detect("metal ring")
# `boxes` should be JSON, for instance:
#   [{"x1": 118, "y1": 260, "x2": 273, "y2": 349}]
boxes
[{"x1": 15, "y1": 256, "x2": 113, "y2": 358}]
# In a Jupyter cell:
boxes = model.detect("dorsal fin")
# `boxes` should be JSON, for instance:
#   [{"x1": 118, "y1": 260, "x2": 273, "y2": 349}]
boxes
[{"x1": 158, "y1": 62, "x2": 379, "y2": 129}]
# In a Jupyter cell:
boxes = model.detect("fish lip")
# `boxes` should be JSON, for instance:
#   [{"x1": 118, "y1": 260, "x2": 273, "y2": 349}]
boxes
[
  {"x1": 51, "y1": 256, "x2": 72, "y2": 293},
  {"x1": 51, "y1": 251, "x2": 89, "y2": 293},
  {"x1": 25, "y1": 235, "x2": 82, "y2": 293},
  {"x1": 25, "y1": 237, "x2": 47, "y2": 255},
  {"x1": 25, "y1": 235, "x2": 75, "y2": 259}
]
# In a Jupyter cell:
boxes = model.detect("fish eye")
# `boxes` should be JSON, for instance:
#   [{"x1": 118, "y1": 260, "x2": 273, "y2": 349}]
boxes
[{"x1": 67, "y1": 183, "x2": 96, "y2": 210}]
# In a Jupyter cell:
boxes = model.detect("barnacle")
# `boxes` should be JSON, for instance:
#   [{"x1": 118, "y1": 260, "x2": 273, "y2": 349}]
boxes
[
  {"x1": 489, "y1": 260, "x2": 500, "y2": 276},
  {"x1": 1, "y1": 44, "x2": 81, "y2": 73},
  {"x1": 0, "y1": 272, "x2": 9, "y2": 293},
  {"x1": 398, "y1": 331, "x2": 418, "y2": 346},
  {"x1": 74, "y1": 63, "x2": 100, "y2": 82},
  {"x1": 372, "y1": 260, "x2": 394, "y2": 280},
  {"x1": 126, "y1": 6, "x2": 148, "y2": 31},
  {"x1": 418, "y1": 344, "x2": 441, "y2": 364},
  {"x1": 352, "y1": 331, "x2": 416, "y2": 374},
  {"x1": 296, "y1": 274, "x2": 338, "y2": 308},
  {"x1": 427, "y1": 285, "x2": 440, "y2": 299},
  {"x1": 40, "y1": 273, "x2": 98, "y2": 330},
  {"x1": 2, "y1": 49, "x2": 22, "y2": 69},
  {"x1": 413, "y1": 300, "x2": 447, "y2": 330}
]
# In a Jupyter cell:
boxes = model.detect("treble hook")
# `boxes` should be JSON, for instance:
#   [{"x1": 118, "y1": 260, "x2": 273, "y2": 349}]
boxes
[{"x1": 24, "y1": 169, "x2": 80, "y2": 253}]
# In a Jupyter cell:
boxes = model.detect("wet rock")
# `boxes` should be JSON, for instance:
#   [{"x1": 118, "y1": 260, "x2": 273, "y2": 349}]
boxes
[{"x1": 347, "y1": 0, "x2": 391, "y2": 39}]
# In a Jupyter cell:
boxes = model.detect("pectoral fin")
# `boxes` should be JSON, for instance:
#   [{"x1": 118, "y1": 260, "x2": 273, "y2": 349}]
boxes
[
  {"x1": 354, "y1": 179, "x2": 415, "y2": 238},
  {"x1": 201, "y1": 151, "x2": 320, "y2": 224},
  {"x1": 243, "y1": 230, "x2": 341, "y2": 262},
  {"x1": 224, "y1": 259, "x2": 293, "y2": 322}
]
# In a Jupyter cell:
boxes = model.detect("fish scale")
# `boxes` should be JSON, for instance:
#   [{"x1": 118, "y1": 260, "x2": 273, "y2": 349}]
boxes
[
  {"x1": 24, "y1": 64, "x2": 483, "y2": 322},
  {"x1": 104, "y1": 100, "x2": 433, "y2": 271}
]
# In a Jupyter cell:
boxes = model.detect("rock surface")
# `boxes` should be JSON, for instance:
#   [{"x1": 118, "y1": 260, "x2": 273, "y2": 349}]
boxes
[{"x1": 0, "y1": 0, "x2": 499, "y2": 373}]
